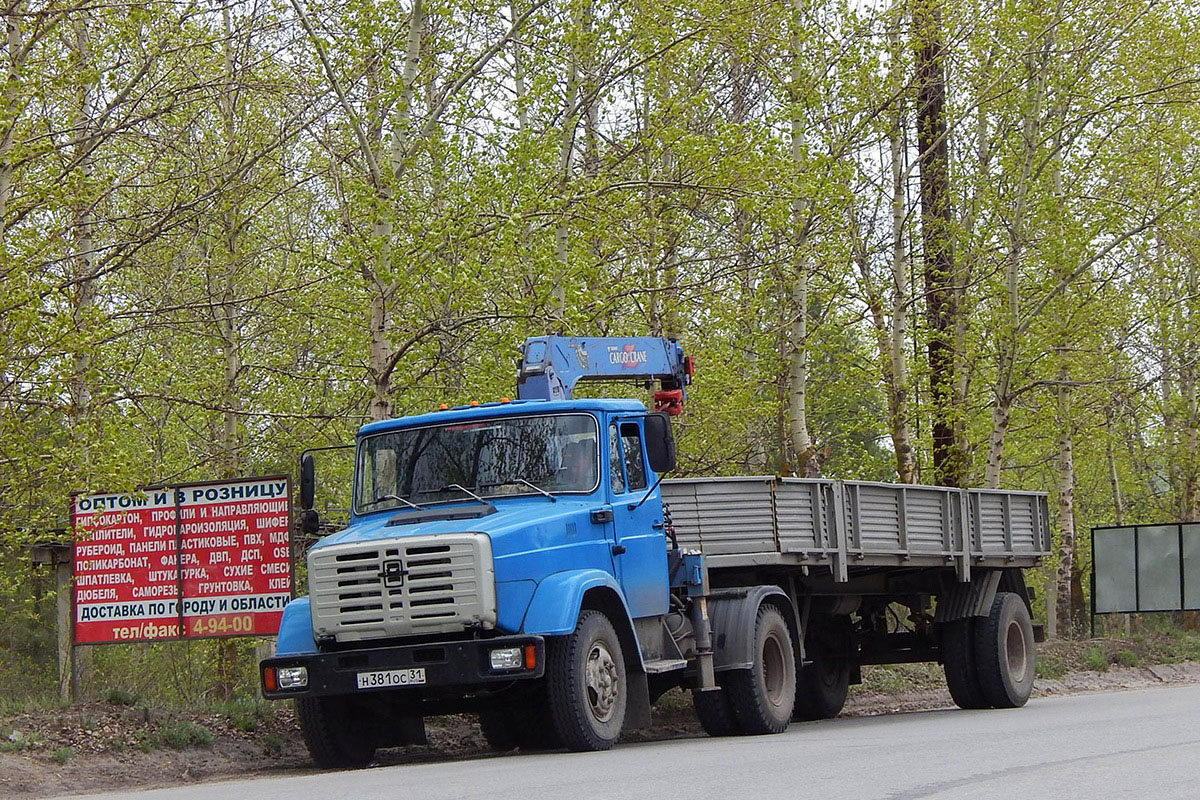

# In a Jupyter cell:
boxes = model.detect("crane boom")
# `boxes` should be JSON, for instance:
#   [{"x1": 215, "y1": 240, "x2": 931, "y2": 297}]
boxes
[{"x1": 515, "y1": 335, "x2": 693, "y2": 414}]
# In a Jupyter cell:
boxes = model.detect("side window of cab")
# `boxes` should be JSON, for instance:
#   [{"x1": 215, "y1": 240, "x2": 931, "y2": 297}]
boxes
[
  {"x1": 619, "y1": 422, "x2": 647, "y2": 491},
  {"x1": 609, "y1": 423, "x2": 626, "y2": 493}
]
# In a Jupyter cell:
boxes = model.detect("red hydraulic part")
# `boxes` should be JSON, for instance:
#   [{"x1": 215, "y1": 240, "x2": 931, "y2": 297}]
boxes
[{"x1": 653, "y1": 389, "x2": 684, "y2": 416}]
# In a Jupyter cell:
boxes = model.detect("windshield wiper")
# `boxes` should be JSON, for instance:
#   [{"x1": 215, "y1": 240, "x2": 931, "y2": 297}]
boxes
[
  {"x1": 445, "y1": 483, "x2": 487, "y2": 504},
  {"x1": 513, "y1": 478, "x2": 557, "y2": 502},
  {"x1": 360, "y1": 494, "x2": 424, "y2": 511},
  {"x1": 474, "y1": 479, "x2": 558, "y2": 502}
]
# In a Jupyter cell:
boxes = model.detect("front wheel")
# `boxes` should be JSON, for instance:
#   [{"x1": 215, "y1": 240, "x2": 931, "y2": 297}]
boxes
[
  {"x1": 295, "y1": 696, "x2": 378, "y2": 769},
  {"x1": 546, "y1": 609, "x2": 628, "y2": 751}
]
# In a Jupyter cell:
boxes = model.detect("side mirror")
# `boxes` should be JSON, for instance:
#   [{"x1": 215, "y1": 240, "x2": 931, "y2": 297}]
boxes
[
  {"x1": 644, "y1": 412, "x2": 676, "y2": 474},
  {"x1": 299, "y1": 453, "x2": 315, "y2": 510},
  {"x1": 299, "y1": 508, "x2": 321, "y2": 535},
  {"x1": 298, "y1": 453, "x2": 320, "y2": 534}
]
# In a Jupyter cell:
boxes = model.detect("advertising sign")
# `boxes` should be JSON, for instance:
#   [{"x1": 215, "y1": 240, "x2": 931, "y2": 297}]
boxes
[{"x1": 71, "y1": 477, "x2": 292, "y2": 644}]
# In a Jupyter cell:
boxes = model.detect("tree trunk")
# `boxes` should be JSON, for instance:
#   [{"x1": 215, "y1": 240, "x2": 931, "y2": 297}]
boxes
[
  {"x1": 887, "y1": 13, "x2": 916, "y2": 484},
  {"x1": 913, "y1": 0, "x2": 962, "y2": 487},
  {"x1": 552, "y1": 2, "x2": 580, "y2": 326},
  {"x1": 1055, "y1": 363, "x2": 1079, "y2": 635},
  {"x1": 1106, "y1": 409, "x2": 1125, "y2": 526},
  {"x1": 785, "y1": 0, "x2": 814, "y2": 477},
  {"x1": 0, "y1": 1, "x2": 23, "y2": 244},
  {"x1": 68, "y1": 8, "x2": 97, "y2": 702},
  {"x1": 214, "y1": 5, "x2": 244, "y2": 698}
]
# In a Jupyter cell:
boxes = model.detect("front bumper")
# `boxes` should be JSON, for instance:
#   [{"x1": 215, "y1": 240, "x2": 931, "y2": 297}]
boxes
[{"x1": 260, "y1": 634, "x2": 545, "y2": 699}]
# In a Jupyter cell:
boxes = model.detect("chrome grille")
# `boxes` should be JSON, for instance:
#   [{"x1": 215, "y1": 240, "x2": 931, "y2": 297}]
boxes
[{"x1": 308, "y1": 533, "x2": 496, "y2": 643}]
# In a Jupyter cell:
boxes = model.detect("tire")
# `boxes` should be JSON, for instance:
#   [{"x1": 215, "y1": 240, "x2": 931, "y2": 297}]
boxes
[
  {"x1": 546, "y1": 610, "x2": 628, "y2": 751},
  {"x1": 973, "y1": 591, "x2": 1036, "y2": 708},
  {"x1": 793, "y1": 615, "x2": 851, "y2": 721},
  {"x1": 294, "y1": 696, "x2": 378, "y2": 768},
  {"x1": 477, "y1": 703, "x2": 519, "y2": 751},
  {"x1": 942, "y1": 618, "x2": 989, "y2": 710},
  {"x1": 479, "y1": 686, "x2": 563, "y2": 751},
  {"x1": 724, "y1": 605, "x2": 796, "y2": 735},
  {"x1": 692, "y1": 685, "x2": 742, "y2": 737}
]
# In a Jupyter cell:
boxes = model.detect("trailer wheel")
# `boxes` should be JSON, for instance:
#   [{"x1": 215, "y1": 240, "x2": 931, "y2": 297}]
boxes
[
  {"x1": 692, "y1": 685, "x2": 742, "y2": 736},
  {"x1": 973, "y1": 591, "x2": 1035, "y2": 708},
  {"x1": 724, "y1": 604, "x2": 796, "y2": 735},
  {"x1": 295, "y1": 696, "x2": 377, "y2": 768},
  {"x1": 546, "y1": 609, "x2": 627, "y2": 751},
  {"x1": 942, "y1": 618, "x2": 989, "y2": 710},
  {"x1": 793, "y1": 615, "x2": 851, "y2": 721}
]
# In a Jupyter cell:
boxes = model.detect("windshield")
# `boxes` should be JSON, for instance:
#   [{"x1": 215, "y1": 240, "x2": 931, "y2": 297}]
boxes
[{"x1": 355, "y1": 413, "x2": 600, "y2": 513}]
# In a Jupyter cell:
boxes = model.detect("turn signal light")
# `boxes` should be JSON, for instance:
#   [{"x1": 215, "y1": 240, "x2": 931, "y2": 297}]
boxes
[
  {"x1": 524, "y1": 644, "x2": 537, "y2": 670},
  {"x1": 263, "y1": 667, "x2": 277, "y2": 691},
  {"x1": 438, "y1": 404, "x2": 449, "y2": 410}
]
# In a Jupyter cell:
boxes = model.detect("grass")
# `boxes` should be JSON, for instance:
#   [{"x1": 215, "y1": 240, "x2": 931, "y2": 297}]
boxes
[
  {"x1": 0, "y1": 694, "x2": 63, "y2": 717},
  {"x1": 0, "y1": 729, "x2": 39, "y2": 753},
  {"x1": 260, "y1": 732, "x2": 284, "y2": 756},
  {"x1": 50, "y1": 747, "x2": 72, "y2": 765},
  {"x1": 212, "y1": 699, "x2": 270, "y2": 733},
  {"x1": 1083, "y1": 644, "x2": 1110, "y2": 672},
  {"x1": 155, "y1": 720, "x2": 214, "y2": 750},
  {"x1": 855, "y1": 662, "x2": 945, "y2": 695},
  {"x1": 1035, "y1": 650, "x2": 1069, "y2": 679},
  {"x1": 1112, "y1": 648, "x2": 1139, "y2": 668},
  {"x1": 103, "y1": 688, "x2": 139, "y2": 707}
]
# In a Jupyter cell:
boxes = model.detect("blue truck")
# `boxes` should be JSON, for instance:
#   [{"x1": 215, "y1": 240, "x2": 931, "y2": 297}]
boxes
[{"x1": 260, "y1": 336, "x2": 1050, "y2": 767}]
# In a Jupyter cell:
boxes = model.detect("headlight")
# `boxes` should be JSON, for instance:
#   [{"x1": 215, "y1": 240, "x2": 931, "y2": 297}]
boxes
[
  {"x1": 277, "y1": 666, "x2": 309, "y2": 688},
  {"x1": 489, "y1": 647, "x2": 524, "y2": 671}
]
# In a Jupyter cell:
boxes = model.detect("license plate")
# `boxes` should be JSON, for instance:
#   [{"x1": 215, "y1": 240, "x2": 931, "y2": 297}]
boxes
[{"x1": 356, "y1": 668, "x2": 426, "y2": 690}]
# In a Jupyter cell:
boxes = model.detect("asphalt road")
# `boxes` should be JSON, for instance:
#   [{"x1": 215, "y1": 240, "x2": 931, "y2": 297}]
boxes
[{"x1": 63, "y1": 685, "x2": 1200, "y2": 800}]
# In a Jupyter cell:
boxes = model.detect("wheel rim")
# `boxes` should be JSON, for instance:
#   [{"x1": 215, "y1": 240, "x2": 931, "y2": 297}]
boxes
[
  {"x1": 762, "y1": 630, "x2": 786, "y2": 708},
  {"x1": 1005, "y1": 620, "x2": 1028, "y2": 683},
  {"x1": 585, "y1": 640, "x2": 620, "y2": 723}
]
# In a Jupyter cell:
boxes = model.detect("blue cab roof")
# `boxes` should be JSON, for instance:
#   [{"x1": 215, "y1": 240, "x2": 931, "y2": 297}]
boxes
[{"x1": 357, "y1": 398, "x2": 648, "y2": 438}]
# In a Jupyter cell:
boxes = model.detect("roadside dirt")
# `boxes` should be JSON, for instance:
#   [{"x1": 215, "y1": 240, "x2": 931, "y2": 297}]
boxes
[{"x1": 3, "y1": 652, "x2": 1199, "y2": 799}]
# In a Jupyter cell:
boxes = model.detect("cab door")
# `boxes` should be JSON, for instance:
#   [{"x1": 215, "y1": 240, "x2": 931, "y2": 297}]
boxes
[{"x1": 606, "y1": 416, "x2": 669, "y2": 619}]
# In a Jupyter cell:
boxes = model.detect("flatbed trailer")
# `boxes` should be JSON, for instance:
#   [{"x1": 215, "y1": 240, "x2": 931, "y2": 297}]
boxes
[
  {"x1": 664, "y1": 476, "x2": 1048, "y2": 577},
  {"x1": 657, "y1": 476, "x2": 1050, "y2": 724}
]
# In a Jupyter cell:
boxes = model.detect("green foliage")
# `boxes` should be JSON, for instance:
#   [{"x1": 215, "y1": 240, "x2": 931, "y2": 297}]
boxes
[
  {"x1": 103, "y1": 688, "x2": 139, "y2": 707},
  {"x1": 155, "y1": 721, "x2": 214, "y2": 750},
  {"x1": 1083, "y1": 645, "x2": 1110, "y2": 672},
  {"x1": 50, "y1": 747, "x2": 72, "y2": 765},
  {"x1": 260, "y1": 732, "x2": 284, "y2": 756},
  {"x1": 1112, "y1": 649, "x2": 1139, "y2": 668},
  {"x1": 1035, "y1": 651, "x2": 1069, "y2": 680},
  {"x1": 214, "y1": 698, "x2": 271, "y2": 733}
]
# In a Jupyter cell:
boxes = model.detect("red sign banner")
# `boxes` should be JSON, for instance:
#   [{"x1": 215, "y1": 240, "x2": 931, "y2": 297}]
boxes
[{"x1": 71, "y1": 477, "x2": 292, "y2": 644}]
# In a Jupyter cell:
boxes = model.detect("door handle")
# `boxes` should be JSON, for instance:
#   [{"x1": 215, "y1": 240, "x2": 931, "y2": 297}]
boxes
[
  {"x1": 651, "y1": 520, "x2": 664, "y2": 529},
  {"x1": 611, "y1": 545, "x2": 627, "y2": 556}
]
